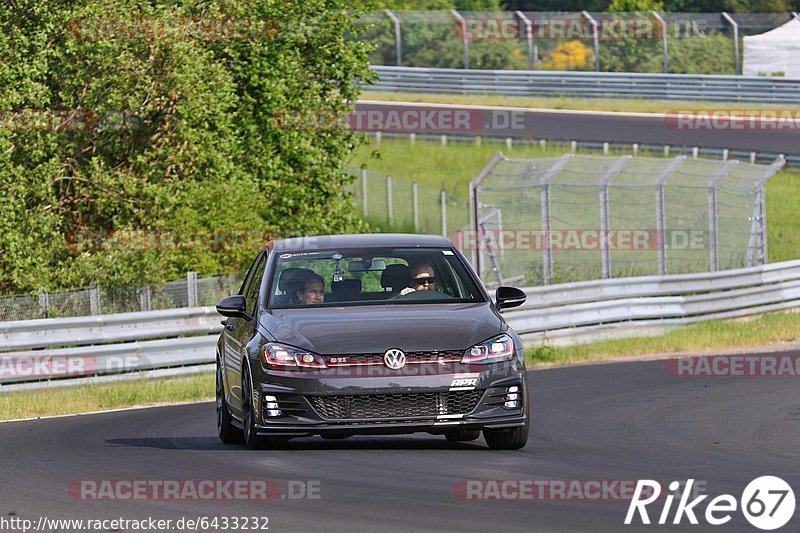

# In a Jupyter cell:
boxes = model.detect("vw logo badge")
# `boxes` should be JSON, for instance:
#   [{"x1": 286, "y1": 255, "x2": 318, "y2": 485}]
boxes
[{"x1": 383, "y1": 348, "x2": 406, "y2": 370}]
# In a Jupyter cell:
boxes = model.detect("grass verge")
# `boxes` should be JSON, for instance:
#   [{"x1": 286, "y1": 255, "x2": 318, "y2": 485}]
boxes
[
  {"x1": 361, "y1": 91, "x2": 798, "y2": 114},
  {"x1": 525, "y1": 311, "x2": 800, "y2": 368},
  {"x1": 0, "y1": 372, "x2": 213, "y2": 421}
]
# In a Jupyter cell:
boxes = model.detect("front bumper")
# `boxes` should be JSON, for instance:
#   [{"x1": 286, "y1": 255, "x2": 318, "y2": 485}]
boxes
[{"x1": 250, "y1": 361, "x2": 528, "y2": 437}]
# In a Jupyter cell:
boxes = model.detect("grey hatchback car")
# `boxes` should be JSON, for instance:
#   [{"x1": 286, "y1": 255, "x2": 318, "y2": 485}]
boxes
[{"x1": 215, "y1": 234, "x2": 529, "y2": 449}]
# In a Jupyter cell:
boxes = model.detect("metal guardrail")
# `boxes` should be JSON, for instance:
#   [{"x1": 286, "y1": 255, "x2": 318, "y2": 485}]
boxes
[
  {"x1": 0, "y1": 306, "x2": 221, "y2": 351},
  {"x1": 0, "y1": 307, "x2": 223, "y2": 388},
  {"x1": 367, "y1": 66, "x2": 800, "y2": 103},
  {"x1": 2, "y1": 259, "x2": 800, "y2": 388},
  {"x1": 0, "y1": 336, "x2": 218, "y2": 386},
  {"x1": 503, "y1": 259, "x2": 800, "y2": 345}
]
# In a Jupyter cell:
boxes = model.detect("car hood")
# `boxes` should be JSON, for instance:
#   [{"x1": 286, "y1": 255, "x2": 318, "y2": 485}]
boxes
[{"x1": 262, "y1": 302, "x2": 503, "y2": 354}]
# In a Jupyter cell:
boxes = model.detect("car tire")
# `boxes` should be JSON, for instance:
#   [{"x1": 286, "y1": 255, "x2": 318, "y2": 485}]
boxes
[
  {"x1": 483, "y1": 416, "x2": 529, "y2": 450},
  {"x1": 445, "y1": 429, "x2": 481, "y2": 442},
  {"x1": 241, "y1": 363, "x2": 267, "y2": 450},
  {"x1": 217, "y1": 361, "x2": 243, "y2": 444}
]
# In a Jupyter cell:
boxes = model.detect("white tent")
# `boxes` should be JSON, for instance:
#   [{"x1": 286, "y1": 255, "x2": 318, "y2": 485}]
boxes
[{"x1": 743, "y1": 17, "x2": 800, "y2": 78}]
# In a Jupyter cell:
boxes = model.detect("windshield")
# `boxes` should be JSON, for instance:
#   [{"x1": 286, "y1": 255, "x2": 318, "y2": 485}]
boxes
[{"x1": 268, "y1": 247, "x2": 484, "y2": 309}]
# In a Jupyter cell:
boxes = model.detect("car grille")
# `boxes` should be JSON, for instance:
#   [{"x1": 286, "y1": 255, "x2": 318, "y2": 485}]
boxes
[
  {"x1": 324, "y1": 350, "x2": 463, "y2": 366},
  {"x1": 308, "y1": 390, "x2": 483, "y2": 420}
]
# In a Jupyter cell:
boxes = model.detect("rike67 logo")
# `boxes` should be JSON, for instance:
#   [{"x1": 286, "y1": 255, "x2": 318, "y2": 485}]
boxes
[{"x1": 625, "y1": 477, "x2": 795, "y2": 530}]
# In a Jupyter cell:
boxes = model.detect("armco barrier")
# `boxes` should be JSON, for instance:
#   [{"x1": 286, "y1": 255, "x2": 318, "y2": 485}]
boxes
[
  {"x1": 367, "y1": 66, "x2": 800, "y2": 103},
  {"x1": 2, "y1": 260, "x2": 800, "y2": 388},
  {"x1": 0, "y1": 306, "x2": 221, "y2": 351},
  {"x1": 502, "y1": 259, "x2": 800, "y2": 345}
]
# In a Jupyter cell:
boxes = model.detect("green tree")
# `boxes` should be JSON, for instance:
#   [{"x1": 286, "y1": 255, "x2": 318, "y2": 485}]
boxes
[{"x1": 0, "y1": 0, "x2": 373, "y2": 293}]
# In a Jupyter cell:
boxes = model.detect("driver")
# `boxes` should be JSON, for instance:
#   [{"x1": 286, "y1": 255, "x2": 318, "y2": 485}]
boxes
[
  {"x1": 296, "y1": 273, "x2": 325, "y2": 305},
  {"x1": 399, "y1": 263, "x2": 436, "y2": 296}
]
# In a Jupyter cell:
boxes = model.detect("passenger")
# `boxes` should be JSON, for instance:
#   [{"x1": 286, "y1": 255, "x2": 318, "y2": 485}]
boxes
[
  {"x1": 297, "y1": 273, "x2": 325, "y2": 305},
  {"x1": 399, "y1": 263, "x2": 436, "y2": 296}
]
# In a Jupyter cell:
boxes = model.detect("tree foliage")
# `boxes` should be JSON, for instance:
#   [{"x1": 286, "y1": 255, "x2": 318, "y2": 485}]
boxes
[{"x1": 0, "y1": 0, "x2": 374, "y2": 293}]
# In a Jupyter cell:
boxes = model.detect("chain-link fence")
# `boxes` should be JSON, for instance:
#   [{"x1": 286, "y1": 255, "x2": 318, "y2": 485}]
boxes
[
  {"x1": 0, "y1": 273, "x2": 241, "y2": 322},
  {"x1": 356, "y1": 10, "x2": 798, "y2": 75},
  {"x1": 467, "y1": 153, "x2": 784, "y2": 287},
  {"x1": 347, "y1": 165, "x2": 470, "y2": 238}
]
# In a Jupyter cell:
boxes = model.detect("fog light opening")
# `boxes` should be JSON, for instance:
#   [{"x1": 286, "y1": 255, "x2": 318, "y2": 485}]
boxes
[
  {"x1": 504, "y1": 386, "x2": 521, "y2": 409},
  {"x1": 264, "y1": 395, "x2": 282, "y2": 417}
]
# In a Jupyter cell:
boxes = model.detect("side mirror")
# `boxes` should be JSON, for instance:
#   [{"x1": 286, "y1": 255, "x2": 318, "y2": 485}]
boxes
[
  {"x1": 216, "y1": 295, "x2": 251, "y2": 320},
  {"x1": 495, "y1": 286, "x2": 527, "y2": 311}
]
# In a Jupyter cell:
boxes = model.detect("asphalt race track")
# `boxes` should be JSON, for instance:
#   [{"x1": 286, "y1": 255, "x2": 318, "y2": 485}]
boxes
[
  {"x1": 355, "y1": 101, "x2": 800, "y2": 156},
  {"x1": 1, "y1": 357, "x2": 798, "y2": 532}
]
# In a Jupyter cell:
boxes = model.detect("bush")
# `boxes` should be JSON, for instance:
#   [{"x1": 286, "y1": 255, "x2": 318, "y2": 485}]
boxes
[{"x1": 0, "y1": 0, "x2": 373, "y2": 294}]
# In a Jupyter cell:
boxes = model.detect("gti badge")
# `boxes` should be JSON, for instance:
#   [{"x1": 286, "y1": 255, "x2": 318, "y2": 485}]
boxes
[{"x1": 383, "y1": 348, "x2": 406, "y2": 370}]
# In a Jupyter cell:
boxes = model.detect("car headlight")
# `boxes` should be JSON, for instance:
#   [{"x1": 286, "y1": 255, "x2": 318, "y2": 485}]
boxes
[
  {"x1": 261, "y1": 342, "x2": 327, "y2": 369},
  {"x1": 461, "y1": 334, "x2": 515, "y2": 364}
]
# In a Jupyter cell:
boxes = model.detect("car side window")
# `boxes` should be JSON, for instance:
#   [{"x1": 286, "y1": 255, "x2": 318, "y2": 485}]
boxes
[{"x1": 244, "y1": 253, "x2": 267, "y2": 316}]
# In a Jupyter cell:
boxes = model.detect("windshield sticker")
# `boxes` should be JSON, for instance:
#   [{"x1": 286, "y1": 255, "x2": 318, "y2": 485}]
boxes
[
  {"x1": 280, "y1": 252, "x2": 321, "y2": 259},
  {"x1": 442, "y1": 250, "x2": 454, "y2": 255}
]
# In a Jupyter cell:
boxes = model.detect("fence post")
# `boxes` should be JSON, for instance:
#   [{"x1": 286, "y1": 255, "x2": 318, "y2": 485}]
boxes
[
  {"x1": 582, "y1": 11, "x2": 601, "y2": 72},
  {"x1": 515, "y1": 11, "x2": 535, "y2": 70},
  {"x1": 541, "y1": 183, "x2": 552, "y2": 285},
  {"x1": 187, "y1": 271, "x2": 198, "y2": 307},
  {"x1": 599, "y1": 156, "x2": 632, "y2": 279},
  {"x1": 451, "y1": 10, "x2": 469, "y2": 69},
  {"x1": 747, "y1": 156, "x2": 785, "y2": 265},
  {"x1": 708, "y1": 161, "x2": 737, "y2": 272},
  {"x1": 38, "y1": 289, "x2": 50, "y2": 318},
  {"x1": 652, "y1": 11, "x2": 668, "y2": 73},
  {"x1": 361, "y1": 168, "x2": 369, "y2": 217},
  {"x1": 412, "y1": 182, "x2": 419, "y2": 232},
  {"x1": 721, "y1": 12, "x2": 740, "y2": 75},
  {"x1": 387, "y1": 175, "x2": 394, "y2": 226},
  {"x1": 385, "y1": 9, "x2": 402, "y2": 67},
  {"x1": 139, "y1": 287, "x2": 152, "y2": 312},
  {"x1": 441, "y1": 183, "x2": 447, "y2": 237},
  {"x1": 655, "y1": 156, "x2": 686, "y2": 275},
  {"x1": 90, "y1": 285, "x2": 101, "y2": 315},
  {"x1": 539, "y1": 154, "x2": 575, "y2": 284}
]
